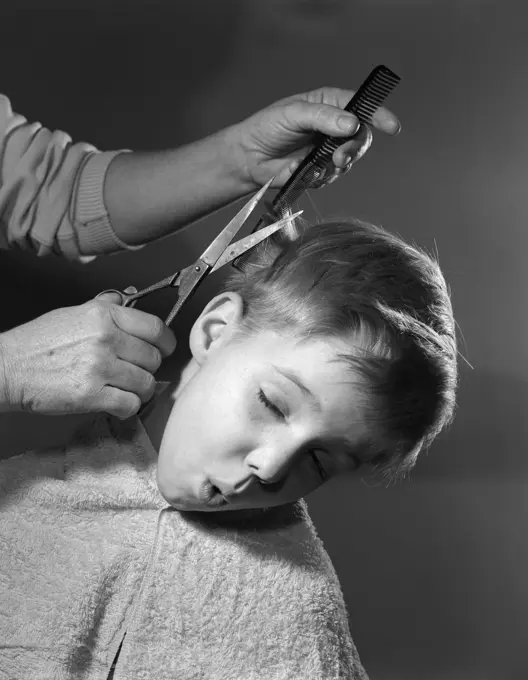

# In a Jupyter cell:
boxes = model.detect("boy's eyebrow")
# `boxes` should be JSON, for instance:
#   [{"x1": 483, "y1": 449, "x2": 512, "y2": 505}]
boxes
[{"x1": 270, "y1": 364, "x2": 321, "y2": 412}]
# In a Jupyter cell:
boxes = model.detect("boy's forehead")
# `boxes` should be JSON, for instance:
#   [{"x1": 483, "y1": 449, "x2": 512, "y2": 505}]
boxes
[
  {"x1": 256, "y1": 337, "x2": 360, "y2": 390},
  {"x1": 252, "y1": 330, "x2": 353, "y2": 355},
  {"x1": 280, "y1": 334, "x2": 356, "y2": 366}
]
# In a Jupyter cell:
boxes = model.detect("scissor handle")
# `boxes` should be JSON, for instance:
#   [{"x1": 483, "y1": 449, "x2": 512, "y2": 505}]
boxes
[{"x1": 95, "y1": 286, "x2": 139, "y2": 307}]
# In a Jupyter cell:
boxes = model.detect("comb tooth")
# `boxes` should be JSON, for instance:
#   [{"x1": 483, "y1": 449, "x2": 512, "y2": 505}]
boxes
[
  {"x1": 368, "y1": 83, "x2": 392, "y2": 97},
  {"x1": 374, "y1": 82, "x2": 396, "y2": 95},
  {"x1": 371, "y1": 68, "x2": 399, "y2": 84},
  {"x1": 358, "y1": 100, "x2": 379, "y2": 112},
  {"x1": 356, "y1": 93, "x2": 380, "y2": 105},
  {"x1": 381, "y1": 75, "x2": 400, "y2": 86},
  {"x1": 357, "y1": 94, "x2": 382, "y2": 107},
  {"x1": 348, "y1": 67, "x2": 400, "y2": 124},
  {"x1": 356, "y1": 86, "x2": 391, "y2": 104},
  {"x1": 377, "y1": 71, "x2": 399, "y2": 83},
  {"x1": 363, "y1": 80, "x2": 394, "y2": 97},
  {"x1": 354, "y1": 104, "x2": 377, "y2": 119}
]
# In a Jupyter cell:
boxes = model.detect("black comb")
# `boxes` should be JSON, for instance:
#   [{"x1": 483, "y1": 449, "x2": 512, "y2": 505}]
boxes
[{"x1": 232, "y1": 65, "x2": 401, "y2": 271}]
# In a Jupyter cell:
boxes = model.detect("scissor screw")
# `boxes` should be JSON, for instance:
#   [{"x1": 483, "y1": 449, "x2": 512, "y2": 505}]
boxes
[{"x1": 195, "y1": 266, "x2": 201, "y2": 271}]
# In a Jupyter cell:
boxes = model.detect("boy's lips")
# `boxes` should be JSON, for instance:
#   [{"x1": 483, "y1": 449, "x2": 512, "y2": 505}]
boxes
[{"x1": 198, "y1": 480, "x2": 229, "y2": 508}]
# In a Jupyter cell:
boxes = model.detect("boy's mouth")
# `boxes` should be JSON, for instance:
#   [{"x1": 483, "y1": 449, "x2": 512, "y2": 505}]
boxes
[{"x1": 198, "y1": 480, "x2": 229, "y2": 508}]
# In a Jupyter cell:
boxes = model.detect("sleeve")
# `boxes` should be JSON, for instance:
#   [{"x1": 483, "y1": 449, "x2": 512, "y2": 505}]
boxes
[{"x1": 0, "y1": 94, "x2": 144, "y2": 261}]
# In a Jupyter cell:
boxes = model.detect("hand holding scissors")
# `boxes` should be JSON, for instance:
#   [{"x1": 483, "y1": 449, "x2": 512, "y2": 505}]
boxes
[{"x1": 0, "y1": 181, "x2": 299, "y2": 421}]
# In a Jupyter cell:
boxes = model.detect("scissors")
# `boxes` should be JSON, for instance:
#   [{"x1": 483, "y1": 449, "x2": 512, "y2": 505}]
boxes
[{"x1": 96, "y1": 178, "x2": 302, "y2": 327}]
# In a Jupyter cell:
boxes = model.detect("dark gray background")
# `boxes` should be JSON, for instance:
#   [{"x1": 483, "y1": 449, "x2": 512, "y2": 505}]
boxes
[{"x1": 1, "y1": 1, "x2": 526, "y2": 678}]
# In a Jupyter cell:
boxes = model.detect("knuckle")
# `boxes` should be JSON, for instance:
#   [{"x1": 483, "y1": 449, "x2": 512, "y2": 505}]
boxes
[
  {"x1": 306, "y1": 87, "x2": 327, "y2": 104},
  {"x1": 314, "y1": 103, "x2": 328, "y2": 123},
  {"x1": 283, "y1": 100, "x2": 304, "y2": 125},
  {"x1": 85, "y1": 299, "x2": 108, "y2": 320},
  {"x1": 86, "y1": 302, "x2": 116, "y2": 342}
]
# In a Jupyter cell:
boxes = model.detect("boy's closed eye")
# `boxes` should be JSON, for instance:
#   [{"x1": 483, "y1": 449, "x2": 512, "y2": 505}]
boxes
[
  {"x1": 257, "y1": 388, "x2": 329, "y2": 482},
  {"x1": 258, "y1": 385, "x2": 365, "y2": 478}
]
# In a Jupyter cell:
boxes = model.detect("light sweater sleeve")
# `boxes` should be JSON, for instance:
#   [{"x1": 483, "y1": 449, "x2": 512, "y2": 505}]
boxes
[{"x1": 0, "y1": 94, "x2": 143, "y2": 260}]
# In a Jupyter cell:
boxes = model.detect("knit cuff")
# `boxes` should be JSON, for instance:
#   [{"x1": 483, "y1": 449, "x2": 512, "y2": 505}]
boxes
[{"x1": 73, "y1": 149, "x2": 145, "y2": 256}]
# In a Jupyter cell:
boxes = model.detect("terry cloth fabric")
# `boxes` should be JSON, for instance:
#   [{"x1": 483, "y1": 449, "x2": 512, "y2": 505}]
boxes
[{"x1": 0, "y1": 414, "x2": 368, "y2": 680}]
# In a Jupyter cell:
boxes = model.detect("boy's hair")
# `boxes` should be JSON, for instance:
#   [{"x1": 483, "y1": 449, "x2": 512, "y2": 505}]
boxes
[{"x1": 220, "y1": 216, "x2": 458, "y2": 482}]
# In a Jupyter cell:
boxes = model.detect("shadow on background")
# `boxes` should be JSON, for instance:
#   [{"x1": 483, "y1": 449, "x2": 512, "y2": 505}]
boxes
[{"x1": 309, "y1": 364, "x2": 528, "y2": 679}]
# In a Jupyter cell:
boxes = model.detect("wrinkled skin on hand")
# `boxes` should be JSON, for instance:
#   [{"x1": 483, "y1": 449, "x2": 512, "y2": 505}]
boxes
[
  {"x1": 0, "y1": 293, "x2": 176, "y2": 419},
  {"x1": 233, "y1": 85, "x2": 401, "y2": 190}
]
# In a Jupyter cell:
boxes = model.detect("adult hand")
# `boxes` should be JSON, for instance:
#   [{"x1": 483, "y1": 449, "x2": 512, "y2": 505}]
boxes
[
  {"x1": 0, "y1": 293, "x2": 176, "y2": 419},
  {"x1": 231, "y1": 86, "x2": 401, "y2": 190}
]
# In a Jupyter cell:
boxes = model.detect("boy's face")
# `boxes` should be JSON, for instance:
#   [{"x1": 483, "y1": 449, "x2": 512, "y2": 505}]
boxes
[{"x1": 157, "y1": 293, "x2": 367, "y2": 512}]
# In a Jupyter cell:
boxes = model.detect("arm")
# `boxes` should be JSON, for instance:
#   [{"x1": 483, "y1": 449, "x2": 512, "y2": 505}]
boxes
[
  {"x1": 1, "y1": 89, "x2": 399, "y2": 260},
  {"x1": 0, "y1": 94, "x2": 125, "y2": 260},
  {"x1": 101, "y1": 125, "x2": 254, "y2": 247}
]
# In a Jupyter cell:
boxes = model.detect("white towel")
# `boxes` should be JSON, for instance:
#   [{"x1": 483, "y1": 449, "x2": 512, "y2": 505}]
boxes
[{"x1": 0, "y1": 414, "x2": 368, "y2": 679}]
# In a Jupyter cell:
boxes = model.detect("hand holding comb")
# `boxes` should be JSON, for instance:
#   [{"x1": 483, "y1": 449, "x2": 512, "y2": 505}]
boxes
[{"x1": 232, "y1": 65, "x2": 401, "y2": 271}]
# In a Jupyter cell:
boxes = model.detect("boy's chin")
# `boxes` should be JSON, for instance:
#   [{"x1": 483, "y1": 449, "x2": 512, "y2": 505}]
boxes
[
  {"x1": 168, "y1": 499, "x2": 231, "y2": 513},
  {"x1": 161, "y1": 493, "x2": 274, "y2": 514},
  {"x1": 158, "y1": 489, "x2": 236, "y2": 513}
]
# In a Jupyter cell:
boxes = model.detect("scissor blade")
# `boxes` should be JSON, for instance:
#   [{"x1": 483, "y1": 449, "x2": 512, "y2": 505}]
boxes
[
  {"x1": 210, "y1": 210, "x2": 303, "y2": 273},
  {"x1": 199, "y1": 177, "x2": 275, "y2": 268}
]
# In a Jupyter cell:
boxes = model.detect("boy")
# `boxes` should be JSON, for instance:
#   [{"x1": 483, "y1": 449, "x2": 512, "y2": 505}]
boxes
[
  {"x1": 155, "y1": 215, "x2": 457, "y2": 511},
  {"x1": 0, "y1": 216, "x2": 457, "y2": 679}
]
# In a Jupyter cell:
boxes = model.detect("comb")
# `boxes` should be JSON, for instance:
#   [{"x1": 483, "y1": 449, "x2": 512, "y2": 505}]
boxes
[{"x1": 232, "y1": 65, "x2": 401, "y2": 271}]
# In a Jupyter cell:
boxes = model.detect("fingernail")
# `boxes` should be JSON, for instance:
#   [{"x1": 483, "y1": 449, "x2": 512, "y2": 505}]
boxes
[
  {"x1": 337, "y1": 115, "x2": 359, "y2": 134},
  {"x1": 343, "y1": 155, "x2": 352, "y2": 166}
]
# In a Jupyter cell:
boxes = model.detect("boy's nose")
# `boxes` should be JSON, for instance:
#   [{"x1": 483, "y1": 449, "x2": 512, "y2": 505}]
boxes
[{"x1": 244, "y1": 446, "x2": 294, "y2": 485}]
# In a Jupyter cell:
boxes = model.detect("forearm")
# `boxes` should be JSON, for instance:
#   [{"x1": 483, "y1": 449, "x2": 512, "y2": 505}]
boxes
[
  {"x1": 104, "y1": 125, "x2": 255, "y2": 246},
  {"x1": 0, "y1": 94, "x2": 255, "y2": 259}
]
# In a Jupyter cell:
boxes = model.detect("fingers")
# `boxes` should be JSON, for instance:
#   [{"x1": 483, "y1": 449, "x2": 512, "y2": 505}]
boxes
[
  {"x1": 103, "y1": 358, "x2": 157, "y2": 416},
  {"x1": 332, "y1": 123, "x2": 373, "y2": 168},
  {"x1": 288, "y1": 100, "x2": 360, "y2": 138},
  {"x1": 308, "y1": 124, "x2": 373, "y2": 189},
  {"x1": 98, "y1": 386, "x2": 142, "y2": 420},
  {"x1": 322, "y1": 86, "x2": 401, "y2": 136},
  {"x1": 115, "y1": 332, "x2": 163, "y2": 373},
  {"x1": 95, "y1": 290, "x2": 124, "y2": 305},
  {"x1": 371, "y1": 106, "x2": 401, "y2": 136},
  {"x1": 299, "y1": 86, "x2": 401, "y2": 137},
  {"x1": 110, "y1": 360, "x2": 156, "y2": 404},
  {"x1": 111, "y1": 306, "x2": 177, "y2": 358}
]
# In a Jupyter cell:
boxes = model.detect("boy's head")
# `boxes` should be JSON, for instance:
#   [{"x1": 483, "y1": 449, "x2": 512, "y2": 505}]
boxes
[{"x1": 157, "y1": 216, "x2": 458, "y2": 512}]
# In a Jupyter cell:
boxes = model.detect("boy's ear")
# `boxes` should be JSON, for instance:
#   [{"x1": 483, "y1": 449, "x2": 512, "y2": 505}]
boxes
[{"x1": 188, "y1": 292, "x2": 244, "y2": 365}]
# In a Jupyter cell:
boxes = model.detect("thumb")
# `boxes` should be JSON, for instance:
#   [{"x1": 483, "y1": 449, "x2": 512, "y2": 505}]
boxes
[
  {"x1": 95, "y1": 290, "x2": 125, "y2": 305},
  {"x1": 95, "y1": 286, "x2": 137, "y2": 306}
]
